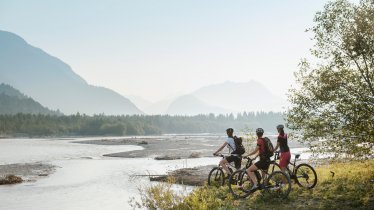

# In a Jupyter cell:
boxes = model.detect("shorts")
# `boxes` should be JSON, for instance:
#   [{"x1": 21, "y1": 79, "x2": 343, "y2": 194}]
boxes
[
  {"x1": 226, "y1": 155, "x2": 242, "y2": 169},
  {"x1": 279, "y1": 151, "x2": 291, "y2": 168},
  {"x1": 254, "y1": 158, "x2": 270, "y2": 171}
]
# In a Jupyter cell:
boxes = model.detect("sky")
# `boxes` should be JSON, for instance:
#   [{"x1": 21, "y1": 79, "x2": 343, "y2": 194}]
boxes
[{"x1": 0, "y1": 0, "x2": 331, "y2": 102}]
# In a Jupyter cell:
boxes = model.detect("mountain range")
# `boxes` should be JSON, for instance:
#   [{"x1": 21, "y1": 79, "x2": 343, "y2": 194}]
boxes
[
  {"x1": 0, "y1": 30, "x2": 142, "y2": 115},
  {"x1": 129, "y1": 81, "x2": 286, "y2": 115}
]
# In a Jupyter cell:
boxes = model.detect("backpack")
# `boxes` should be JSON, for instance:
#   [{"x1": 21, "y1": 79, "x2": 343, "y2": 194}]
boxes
[
  {"x1": 262, "y1": 137, "x2": 274, "y2": 158},
  {"x1": 231, "y1": 136, "x2": 245, "y2": 155}
]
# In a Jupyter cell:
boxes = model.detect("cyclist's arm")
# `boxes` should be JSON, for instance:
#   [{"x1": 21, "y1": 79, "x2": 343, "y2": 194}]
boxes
[
  {"x1": 274, "y1": 142, "x2": 280, "y2": 152},
  {"x1": 247, "y1": 145, "x2": 259, "y2": 156},
  {"x1": 214, "y1": 142, "x2": 228, "y2": 155}
]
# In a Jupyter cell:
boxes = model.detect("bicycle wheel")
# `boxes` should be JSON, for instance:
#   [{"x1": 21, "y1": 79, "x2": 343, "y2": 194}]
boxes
[
  {"x1": 208, "y1": 167, "x2": 225, "y2": 187},
  {"x1": 269, "y1": 161, "x2": 293, "y2": 182},
  {"x1": 295, "y1": 163, "x2": 317, "y2": 189},
  {"x1": 265, "y1": 171, "x2": 292, "y2": 198},
  {"x1": 228, "y1": 169, "x2": 256, "y2": 199},
  {"x1": 268, "y1": 161, "x2": 282, "y2": 174}
]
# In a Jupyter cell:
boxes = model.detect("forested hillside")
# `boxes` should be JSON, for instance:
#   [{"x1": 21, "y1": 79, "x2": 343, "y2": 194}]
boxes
[{"x1": 0, "y1": 83, "x2": 60, "y2": 115}]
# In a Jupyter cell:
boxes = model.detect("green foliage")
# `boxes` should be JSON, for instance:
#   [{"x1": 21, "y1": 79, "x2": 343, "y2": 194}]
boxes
[
  {"x1": 0, "y1": 112, "x2": 284, "y2": 137},
  {"x1": 132, "y1": 160, "x2": 374, "y2": 210},
  {"x1": 287, "y1": 0, "x2": 374, "y2": 159}
]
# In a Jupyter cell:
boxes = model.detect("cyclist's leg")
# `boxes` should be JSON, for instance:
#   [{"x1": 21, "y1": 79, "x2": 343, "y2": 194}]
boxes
[
  {"x1": 246, "y1": 164, "x2": 259, "y2": 188},
  {"x1": 219, "y1": 158, "x2": 232, "y2": 175},
  {"x1": 234, "y1": 156, "x2": 242, "y2": 170},
  {"x1": 279, "y1": 152, "x2": 291, "y2": 183}
]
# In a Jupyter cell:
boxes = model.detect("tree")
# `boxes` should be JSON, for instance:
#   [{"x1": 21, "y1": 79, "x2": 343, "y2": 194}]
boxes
[{"x1": 287, "y1": 0, "x2": 374, "y2": 159}]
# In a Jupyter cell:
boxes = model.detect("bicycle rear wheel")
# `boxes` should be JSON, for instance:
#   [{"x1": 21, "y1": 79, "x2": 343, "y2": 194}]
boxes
[
  {"x1": 265, "y1": 171, "x2": 292, "y2": 198},
  {"x1": 228, "y1": 169, "x2": 255, "y2": 199},
  {"x1": 208, "y1": 167, "x2": 225, "y2": 187},
  {"x1": 295, "y1": 163, "x2": 317, "y2": 189}
]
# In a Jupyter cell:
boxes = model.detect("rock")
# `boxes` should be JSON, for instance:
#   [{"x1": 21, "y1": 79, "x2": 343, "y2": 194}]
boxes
[
  {"x1": 188, "y1": 152, "x2": 202, "y2": 158},
  {"x1": 0, "y1": 174, "x2": 23, "y2": 185},
  {"x1": 154, "y1": 155, "x2": 181, "y2": 160}
]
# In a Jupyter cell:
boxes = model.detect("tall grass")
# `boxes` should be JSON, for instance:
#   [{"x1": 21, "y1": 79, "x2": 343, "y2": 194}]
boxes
[{"x1": 130, "y1": 160, "x2": 374, "y2": 210}]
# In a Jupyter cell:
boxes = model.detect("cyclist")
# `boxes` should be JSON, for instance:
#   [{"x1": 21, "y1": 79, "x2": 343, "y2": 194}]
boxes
[
  {"x1": 273, "y1": 124, "x2": 291, "y2": 172},
  {"x1": 213, "y1": 128, "x2": 241, "y2": 177},
  {"x1": 246, "y1": 128, "x2": 271, "y2": 190}
]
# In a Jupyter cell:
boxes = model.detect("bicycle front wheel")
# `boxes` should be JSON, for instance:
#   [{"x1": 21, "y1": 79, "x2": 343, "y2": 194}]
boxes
[
  {"x1": 265, "y1": 171, "x2": 292, "y2": 198},
  {"x1": 268, "y1": 161, "x2": 281, "y2": 174},
  {"x1": 228, "y1": 169, "x2": 255, "y2": 199},
  {"x1": 208, "y1": 167, "x2": 225, "y2": 187},
  {"x1": 295, "y1": 163, "x2": 317, "y2": 189}
]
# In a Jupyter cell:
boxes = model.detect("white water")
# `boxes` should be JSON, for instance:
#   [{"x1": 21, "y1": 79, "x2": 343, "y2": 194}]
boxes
[{"x1": 0, "y1": 138, "x2": 218, "y2": 210}]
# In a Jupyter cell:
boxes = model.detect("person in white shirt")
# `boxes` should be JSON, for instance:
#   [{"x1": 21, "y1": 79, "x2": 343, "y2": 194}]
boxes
[{"x1": 213, "y1": 128, "x2": 242, "y2": 176}]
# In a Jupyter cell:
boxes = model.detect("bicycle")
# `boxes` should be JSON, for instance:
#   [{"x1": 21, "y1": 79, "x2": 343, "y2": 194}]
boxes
[
  {"x1": 269, "y1": 151, "x2": 317, "y2": 189},
  {"x1": 228, "y1": 156, "x2": 292, "y2": 199},
  {"x1": 207, "y1": 154, "x2": 252, "y2": 187}
]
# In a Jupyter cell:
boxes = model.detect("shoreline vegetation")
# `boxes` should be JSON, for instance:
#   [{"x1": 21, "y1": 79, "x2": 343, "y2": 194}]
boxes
[
  {"x1": 132, "y1": 160, "x2": 374, "y2": 210},
  {"x1": 0, "y1": 112, "x2": 284, "y2": 137}
]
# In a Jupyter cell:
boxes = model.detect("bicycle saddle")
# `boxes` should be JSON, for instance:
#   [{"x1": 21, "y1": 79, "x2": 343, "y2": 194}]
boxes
[{"x1": 294, "y1": 153, "x2": 301, "y2": 159}]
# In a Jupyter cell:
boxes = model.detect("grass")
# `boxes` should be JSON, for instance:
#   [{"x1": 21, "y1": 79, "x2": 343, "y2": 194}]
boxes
[
  {"x1": 131, "y1": 160, "x2": 374, "y2": 210},
  {"x1": 0, "y1": 174, "x2": 23, "y2": 185}
]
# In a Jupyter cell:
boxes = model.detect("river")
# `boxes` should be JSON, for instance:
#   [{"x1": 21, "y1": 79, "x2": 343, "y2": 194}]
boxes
[{"x1": 0, "y1": 136, "x2": 311, "y2": 210}]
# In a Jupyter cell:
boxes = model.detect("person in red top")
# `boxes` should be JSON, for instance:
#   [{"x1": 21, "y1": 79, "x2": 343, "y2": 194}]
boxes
[
  {"x1": 273, "y1": 124, "x2": 291, "y2": 172},
  {"x1": 246, "y1": 128, "x2": 270, "y2": 190}
]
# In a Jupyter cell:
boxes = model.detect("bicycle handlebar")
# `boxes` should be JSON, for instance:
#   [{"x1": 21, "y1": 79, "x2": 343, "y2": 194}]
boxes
[{"x1": 213, "y1": 153, "x2": 225, "y2": 158}]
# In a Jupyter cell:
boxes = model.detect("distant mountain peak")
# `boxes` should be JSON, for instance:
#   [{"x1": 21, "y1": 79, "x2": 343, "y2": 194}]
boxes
[{"x1": 166, "y1": 94, "x2": 230, "y2": 115}]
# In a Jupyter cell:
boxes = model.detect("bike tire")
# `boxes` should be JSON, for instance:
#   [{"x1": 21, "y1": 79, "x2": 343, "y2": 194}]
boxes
[
  {"x1": 268, "y1": 161, "x2": 282, "y2": 174},
  {"x1": 265, "y1": 170, "x2": 292, "y2": 198},
  {"x1": 228, "y1": 169, "x2": 256, "y2": 199},
  {"x1": 208, "y1": 167, "x2": 225, "y2": 187},
  {"x1": 269, "y1": 161, "x2": 296, "y2": 184},
  {"x1": 295, "y1": 163, "x2": 317, "y2": 189}
]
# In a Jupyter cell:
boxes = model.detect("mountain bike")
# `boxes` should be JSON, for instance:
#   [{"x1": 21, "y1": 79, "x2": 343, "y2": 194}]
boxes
[
  {"x1": 269, "y1": 151, "x2": 317, "y2": 189},
  {"x1": 228, "y1": 156, "x2": 292, "y2": 199},
  {"x1": 207, "y1": 154, "x2": 252, "y2": 187}
]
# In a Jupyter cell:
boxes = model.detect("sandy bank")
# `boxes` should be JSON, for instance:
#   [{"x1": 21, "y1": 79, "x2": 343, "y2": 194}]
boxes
[
  {"x1": 0, "y1": 163, "x2": 56, "y2": 184},
  {"x1": 73, "y1": 136, "x2": 223, "y2": 159}
]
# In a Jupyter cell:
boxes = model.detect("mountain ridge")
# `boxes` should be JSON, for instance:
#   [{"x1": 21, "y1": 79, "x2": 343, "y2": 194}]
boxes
[{"x1": 0, "y1": 30, "x2": 142, "y2": 115}]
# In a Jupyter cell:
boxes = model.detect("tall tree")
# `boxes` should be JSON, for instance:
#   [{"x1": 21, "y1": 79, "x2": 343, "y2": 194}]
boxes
[{"x1": 287, "y1": 0, "x2": 374, "y2": 158}]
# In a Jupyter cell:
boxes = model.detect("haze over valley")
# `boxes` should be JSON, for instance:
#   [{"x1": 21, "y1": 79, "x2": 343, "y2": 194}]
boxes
[{"x1": 0, "y1": 30, "x2": 286, "y2": 116}]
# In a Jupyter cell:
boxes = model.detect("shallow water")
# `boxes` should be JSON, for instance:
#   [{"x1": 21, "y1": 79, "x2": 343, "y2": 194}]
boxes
[{"x1": 0, "y1": 137, "x2": 218, "y2": 210}]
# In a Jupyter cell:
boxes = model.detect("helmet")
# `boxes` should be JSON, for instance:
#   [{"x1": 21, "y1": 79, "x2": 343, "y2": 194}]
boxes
[
  {"x1": 256, "y1": 128, "x2": 264, "y2": 134},
  {"x1": 276, "y1": 124, "x2": 284, "y2": 129}
]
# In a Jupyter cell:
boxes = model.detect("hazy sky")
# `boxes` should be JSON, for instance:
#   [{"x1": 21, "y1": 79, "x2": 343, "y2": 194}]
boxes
[{"x1": 0, "y1": 0, "x2": 331, "y2": 102}]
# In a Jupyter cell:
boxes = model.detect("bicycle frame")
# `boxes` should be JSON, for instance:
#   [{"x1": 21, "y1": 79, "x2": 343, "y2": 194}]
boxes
[{"x1": 271, "y1": 151, "x2": 301, "y2": 179}]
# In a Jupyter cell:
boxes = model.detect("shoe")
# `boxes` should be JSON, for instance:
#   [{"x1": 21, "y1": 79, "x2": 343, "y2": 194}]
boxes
[{"x1": 270, "y1": 183, "x2": 284, "y2": 191}]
